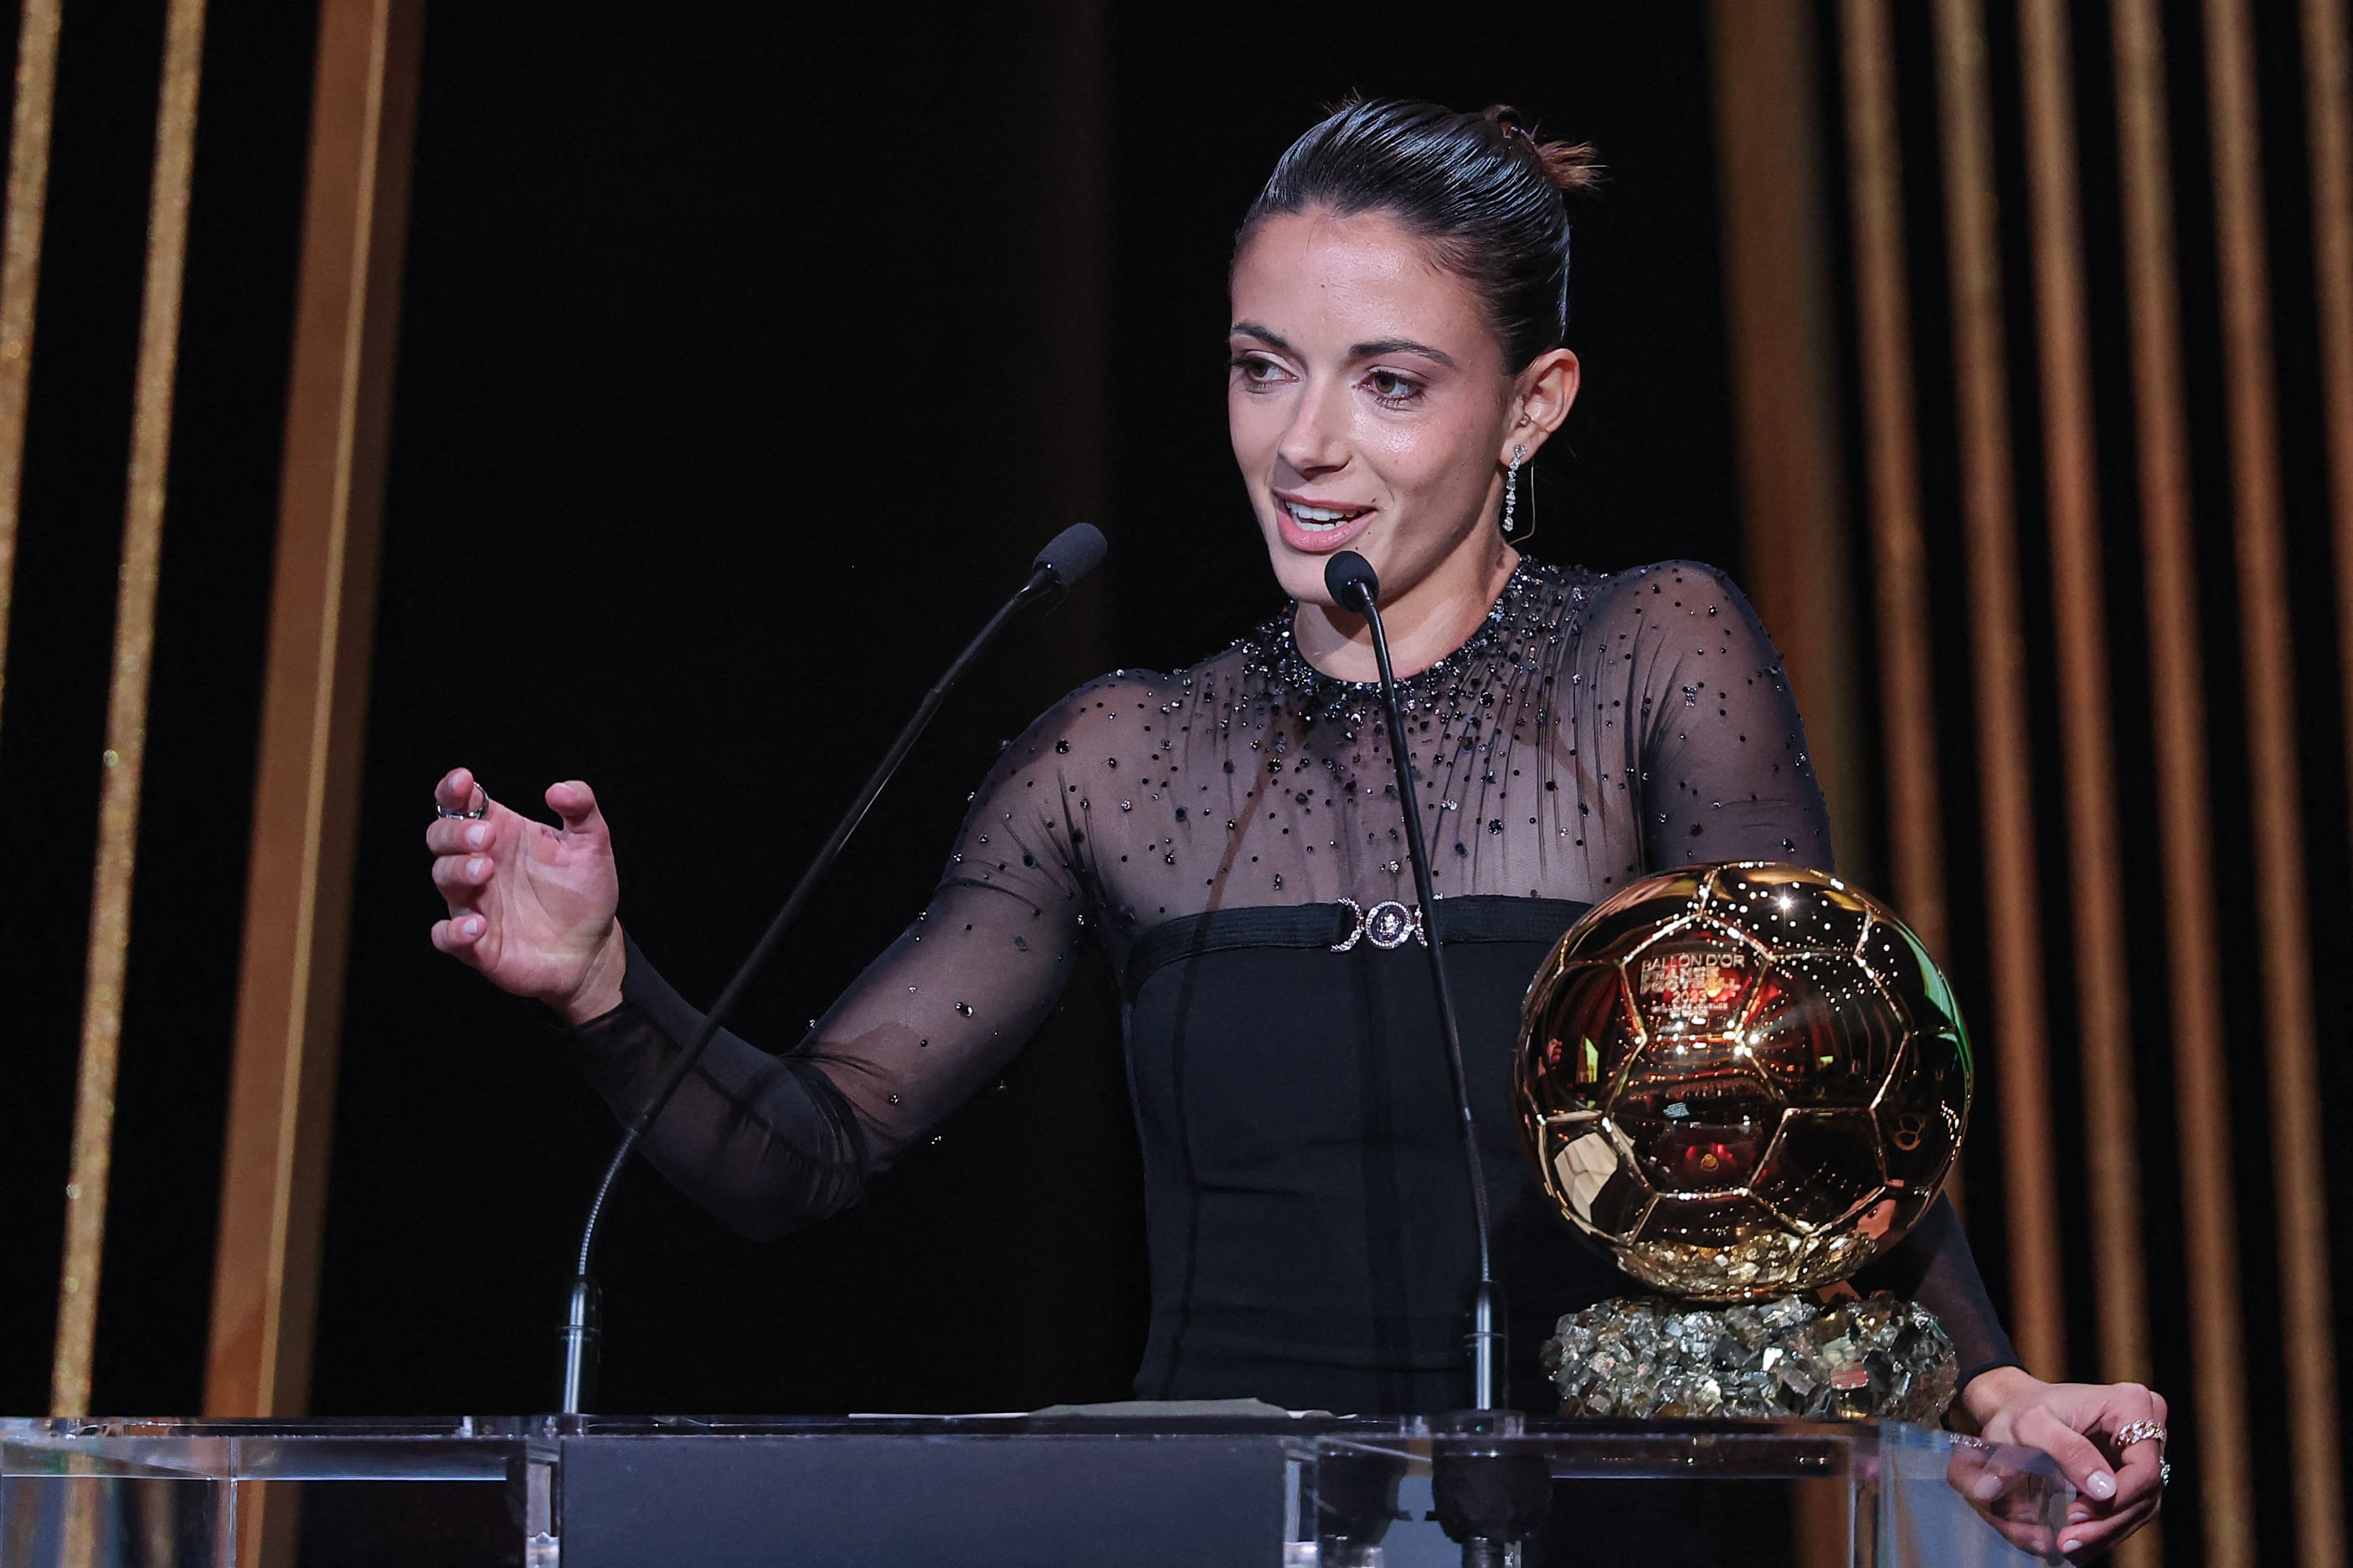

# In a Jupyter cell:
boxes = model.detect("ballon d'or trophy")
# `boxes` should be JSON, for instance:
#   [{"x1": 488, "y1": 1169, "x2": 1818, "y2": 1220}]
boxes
[{"x1": 1516, "y1": 862, "x2": 1970, "y2": 1422}]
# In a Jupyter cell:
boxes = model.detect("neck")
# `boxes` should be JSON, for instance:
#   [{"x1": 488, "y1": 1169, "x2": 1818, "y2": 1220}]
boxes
[{"x1": 1293, "y1": 535, "x2": 1521, "y2": 683}]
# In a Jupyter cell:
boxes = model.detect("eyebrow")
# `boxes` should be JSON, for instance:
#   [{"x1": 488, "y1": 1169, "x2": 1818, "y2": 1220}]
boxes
[
  {"x1": 1228, "y1": 321, "x2": 1294, "y2": 353},
  {"x1": 1226, "y1": 321, "x2": 1458, "y2": 370},
  {"x1": 1348, "y1": 337, "x2": 1458, "y2": 369}
]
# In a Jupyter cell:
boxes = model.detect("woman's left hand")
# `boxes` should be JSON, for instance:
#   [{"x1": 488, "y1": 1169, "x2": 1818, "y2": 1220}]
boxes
[{"x1": 1955, "y1": 1365, "x2": 2167, "y2": 1560}]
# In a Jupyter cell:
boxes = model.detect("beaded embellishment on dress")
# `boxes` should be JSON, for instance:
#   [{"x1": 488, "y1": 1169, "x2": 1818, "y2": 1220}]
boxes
[{"x1": 1240, "y1": 558, "x2": 1588, "y2": 726}]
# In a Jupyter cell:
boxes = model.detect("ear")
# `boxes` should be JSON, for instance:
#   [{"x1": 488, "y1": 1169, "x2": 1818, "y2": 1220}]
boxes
[{"x1": 1506, "y1": 348, "x2": 1580, "y2": 460}]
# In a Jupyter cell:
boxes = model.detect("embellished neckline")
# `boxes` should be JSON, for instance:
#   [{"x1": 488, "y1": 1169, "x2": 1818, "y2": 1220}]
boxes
[{"x1": 1244, "y1": 557, "x2": 1578, "y2": 717}]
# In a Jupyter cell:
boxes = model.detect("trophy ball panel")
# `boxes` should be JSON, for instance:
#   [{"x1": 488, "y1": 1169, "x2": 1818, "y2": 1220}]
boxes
[
  {"x1": 1623, "y1": 921, "x2": 1764, "y2": 1040},
  {"x1": 1540, "y1": 1118, "x2": 1653, "y2": 1238},
  {"x1": 1752, "y1": 1108, "x2": 1887, "y2": 1232},
  {"x1": 1535, "y1": 1113, "x2": 1604, "y2": 1200},
  {"x1": 1743, "y1": 954, "x2": 1907, "y2": 1108},
  {"x1": 1562, "y1": 1123, "x2": 1656, "y2": 1241},
  {"x1": 1611, "y1": 1054, "x2": 1779, "y2": 1194},
  {"x1": 1857, "y1": 913, "x2": 1968, "y2": 1042},
  {"x1": 1516, "y1": 960, "x2": 1639, "y2": 1120},
  {"x1": 1876, "y1": 1029, "x2": 1967, "y2": 1193},
  {"x1": 1702, "y1": 862, "x2": 1873, "y2": 955},
  {"x1": 1560, "y1": 871, "x2": 1712, "y2": 963}
]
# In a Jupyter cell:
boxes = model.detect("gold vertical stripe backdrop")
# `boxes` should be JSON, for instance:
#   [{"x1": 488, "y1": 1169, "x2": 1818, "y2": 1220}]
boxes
[
  {"x1": 0, "y1": 0, "x2": 59, "y2": 723},
  {"x1": 1835, "y1": 0, "x2": 1949, "y2": 965},
  {"x1": 1810, "y1": 0, "x2": 2325, "y2": 1556},
  {"x1": 1834, "y1": 0, "x2": 1964, "y2": 1222},
  {"x1": 206, "y1": 0, "x2": 422, "y2": 1425},
  {"x1": 2199, "y1": 3, "x2": 2344, "y2": 1565},
  {"x1": 1930, "y1": 0, "x2": 2066, "y2": 1380},
  {"x1": 1707, "y1": 0, "x2": 1871, "y2": 878},
  {"x1": 2112, "y1": 2, "x2": 2255, "y2": 1563},
  {"x1": 2015, "y1": 0, "x2": 2155, "y2": 1414},
  {"x1": 2317, "y1": 1, "x2": 2353, "y2": 918},
  {"x1": 50, "y1": 0, "x2": 209, "y2": 1416}
]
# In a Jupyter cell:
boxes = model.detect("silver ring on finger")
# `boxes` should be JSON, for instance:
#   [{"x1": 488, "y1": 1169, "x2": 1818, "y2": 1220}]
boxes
[
  {"x1": 435, "y1": 784, "x2": 488, "y2": 821},
  {"x1": 2114, "y1": 1419, "x2": 2166, "y2": 1450}
]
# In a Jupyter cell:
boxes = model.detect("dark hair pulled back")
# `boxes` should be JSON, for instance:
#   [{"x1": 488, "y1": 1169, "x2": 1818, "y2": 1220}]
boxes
[{"x1": 1239, "y1": 99, "x2": 1600, "y2": 372}]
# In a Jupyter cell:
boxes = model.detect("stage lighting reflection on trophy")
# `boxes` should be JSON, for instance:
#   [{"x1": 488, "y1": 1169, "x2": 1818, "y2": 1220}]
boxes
[{"x1": 1515, "y1": 861, "x2": 1971, "y2": 1421}]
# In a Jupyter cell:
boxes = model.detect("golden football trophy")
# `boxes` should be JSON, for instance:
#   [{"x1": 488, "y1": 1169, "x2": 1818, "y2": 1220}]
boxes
[{"x1": 1515, "y1": 861, "x2": 1971, "y2": 1421}]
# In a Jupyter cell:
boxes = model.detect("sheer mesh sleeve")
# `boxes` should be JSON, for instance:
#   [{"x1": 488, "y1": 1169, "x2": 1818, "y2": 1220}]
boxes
[
  {"x1": 1565, "y1": 560, "x2": 1835, "y2": 875},
  {"x1": 1605, "y1": 562, "x2": 2021, "y2": 1385},
  {"x1": 563, "y1": 679, "x2": 1128, "y2": 1240}
]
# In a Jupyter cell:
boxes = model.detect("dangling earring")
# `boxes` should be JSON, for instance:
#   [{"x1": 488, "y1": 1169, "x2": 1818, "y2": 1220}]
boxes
[{"x1": 1501, "y1": 445, "x2": 1531, "y2": 544}]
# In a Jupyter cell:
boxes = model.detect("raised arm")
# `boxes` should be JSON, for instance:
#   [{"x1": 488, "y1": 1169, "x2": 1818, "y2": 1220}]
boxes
[{"x1": 427, "y1": 684, "x2": 1114, "y2": 1239}]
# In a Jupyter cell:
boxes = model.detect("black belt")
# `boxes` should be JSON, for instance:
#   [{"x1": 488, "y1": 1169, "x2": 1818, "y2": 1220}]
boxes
[{"x1": 1120, "y1": 895, "x2": 1590, "y2": 1002}]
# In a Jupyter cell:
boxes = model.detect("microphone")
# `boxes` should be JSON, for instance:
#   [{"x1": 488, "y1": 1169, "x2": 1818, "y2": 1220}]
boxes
[
  {"x1": 1032, "y1": 521, "x2": 1107, "y2": 585},
  {"x1": 1322, "y1": 551, "x2": 1507, "y2": 1415},
  {"x1": 558, "y1": 523, "x2": 1107, "y2": 1414}
]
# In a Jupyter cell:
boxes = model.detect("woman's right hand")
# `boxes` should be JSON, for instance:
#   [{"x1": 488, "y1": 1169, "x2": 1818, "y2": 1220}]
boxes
[{"x1": 426, "y1": 767, "x2": 626, "y2": 1025}]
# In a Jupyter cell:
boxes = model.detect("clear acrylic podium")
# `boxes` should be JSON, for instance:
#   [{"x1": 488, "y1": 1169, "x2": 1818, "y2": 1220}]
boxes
[{"x1": 2, "y1": 1413, "x2": 2071, "y2": 1566}]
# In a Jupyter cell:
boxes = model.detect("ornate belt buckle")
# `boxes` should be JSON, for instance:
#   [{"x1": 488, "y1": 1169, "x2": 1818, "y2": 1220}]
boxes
[{"x1": 1331, "y1": 897, "x2": 1427, "y2": 952}]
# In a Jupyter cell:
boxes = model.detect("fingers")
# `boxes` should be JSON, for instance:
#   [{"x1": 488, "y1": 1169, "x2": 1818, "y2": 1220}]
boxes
[
  {"x1": 428, "y1": 768, "x2": 492, "y2": 858},
  {"x1": 425, "y1": 814, "x2": 493, "y2": 855},
  {"x1": 425, "y1": 772, "x2": 496, "y2": 923},
  {"x1": 2098, "y1": 1399, "x2": 2167, "y2": 1540},
  {"x1": 2105, "y1": 1440, "x2": 2165, "y2": 1513},
  {"x1": 1947, "y1": 1443, "x2": 2005, "y2": 1504},
  {"x1": 2098, "y1": 1380, "x2": 2161, "y2": 1430},
  {"x1": 2094, "y1": 1382, "x2": 2166, "y2": 1511},
  {"x1": 430, "y1": 911, "x2": 487, "y2": 961},
  {"x1": 2056, "y1": 1386, "x2": 2165, "y2": 1559},
  {"x1": 545, "y1": 779, "x2": 606, "y2": 837},
  {"x1": 2056, "y1": 1495, "x2": 2161, "y2": 1560},
  {"x1": 1947, "y1": 1442, "x2": 2064, "y2": 1560},
  {"x1": 2015, "y1": 1406, "x2": 2119, "y2": 1505},
  {"x1": 430, "y1": 851, "x2": 496, "y2": 900},
  {"x1": 435, "y1": 767, "x2": 487, "y2": 815}
]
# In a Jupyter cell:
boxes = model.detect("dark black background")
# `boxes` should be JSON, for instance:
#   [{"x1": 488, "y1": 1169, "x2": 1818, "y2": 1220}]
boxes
[
  {"x1": 12, "y1": 5, "x2": 2353, "y2": 1560},
  {"x1": 0, "y1": 2, "x2": 1743, "y2": 1420}
]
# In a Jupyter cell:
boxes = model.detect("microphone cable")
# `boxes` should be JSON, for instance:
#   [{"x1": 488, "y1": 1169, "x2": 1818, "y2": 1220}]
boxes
[
  {"x1": 559, "y1": 522, "x2": 1108, "y2": 1414},
  {"x1": 1323, "y1": 549, "x2": 1506, "y2": 1413}
]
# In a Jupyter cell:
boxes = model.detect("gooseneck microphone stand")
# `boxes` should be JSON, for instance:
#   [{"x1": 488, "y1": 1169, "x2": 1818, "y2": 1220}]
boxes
[
  {"x1": 558, "y1": 523, "x2": 1108, "y2": 1415},
  {"x1": 1321, "y1": 551, "x2": 1506, "y2": 1414}
]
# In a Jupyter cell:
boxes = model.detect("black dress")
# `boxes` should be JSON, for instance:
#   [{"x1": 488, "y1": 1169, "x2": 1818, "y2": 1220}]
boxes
[{"x1": 569, "y1": 558, "x2": 2018, "y2": 1412}]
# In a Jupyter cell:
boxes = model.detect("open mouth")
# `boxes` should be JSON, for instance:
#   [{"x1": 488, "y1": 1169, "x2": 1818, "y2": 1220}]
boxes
[
  {"x1": 1274, "y1": 495, "x2": 1376, "y2": 553},
  {"x1": 1282, "y1": 499, "x2": 1369, "y2": 532}
]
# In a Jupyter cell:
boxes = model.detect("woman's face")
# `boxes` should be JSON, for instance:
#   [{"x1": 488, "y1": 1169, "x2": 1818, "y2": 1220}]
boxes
[{"x1": 1227, "y1": 207, "x2": 1571, "y2": 608}]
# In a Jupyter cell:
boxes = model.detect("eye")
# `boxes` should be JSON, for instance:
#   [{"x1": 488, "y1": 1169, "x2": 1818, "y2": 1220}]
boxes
[
  {"x1": 1362, "y1": 368, "x2": 1425, "y2": 407},
  {"x1": 1228, "y1": 352, "x2": 1291, "y2": 390}
]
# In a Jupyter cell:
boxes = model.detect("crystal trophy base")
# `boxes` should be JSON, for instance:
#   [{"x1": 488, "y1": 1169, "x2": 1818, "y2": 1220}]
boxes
[{"x1": 1542, "y1": 1290, "x2": 1959, "y2": 1422}]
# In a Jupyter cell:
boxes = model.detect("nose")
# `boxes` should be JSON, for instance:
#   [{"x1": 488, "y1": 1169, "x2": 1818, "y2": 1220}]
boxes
[{"x1": 1276, "y1": 375, "x2": 1350, "y2": 479}]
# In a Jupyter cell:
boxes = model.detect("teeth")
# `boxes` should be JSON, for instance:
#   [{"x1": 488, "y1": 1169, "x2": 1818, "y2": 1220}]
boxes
[{"x1": 1285, "y1": 501, "x2": 1363, "y2": 530}]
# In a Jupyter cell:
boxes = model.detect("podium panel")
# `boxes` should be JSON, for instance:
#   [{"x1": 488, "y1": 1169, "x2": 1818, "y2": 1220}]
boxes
[
  {"x1": 558, "y1": 1430, "x2": 1287, "y2": 1568},
  {"x1": 1, "y1": 1414, "x2": 2070, "y2": 1566}
]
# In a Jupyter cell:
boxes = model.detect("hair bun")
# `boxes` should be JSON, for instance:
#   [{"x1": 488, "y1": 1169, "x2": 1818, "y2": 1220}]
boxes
[
  {"x1": 1482, "y1": 104, "x2": 1604, "y2": 196},
  {"x1": 1245, "y1": 97, "x2": 1592, "y2": 367}
]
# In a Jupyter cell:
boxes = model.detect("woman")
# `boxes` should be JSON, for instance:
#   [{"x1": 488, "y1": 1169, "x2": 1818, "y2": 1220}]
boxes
[{"x1": 427, "y1": 100, "x2": 2160, "y2": 1557}]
